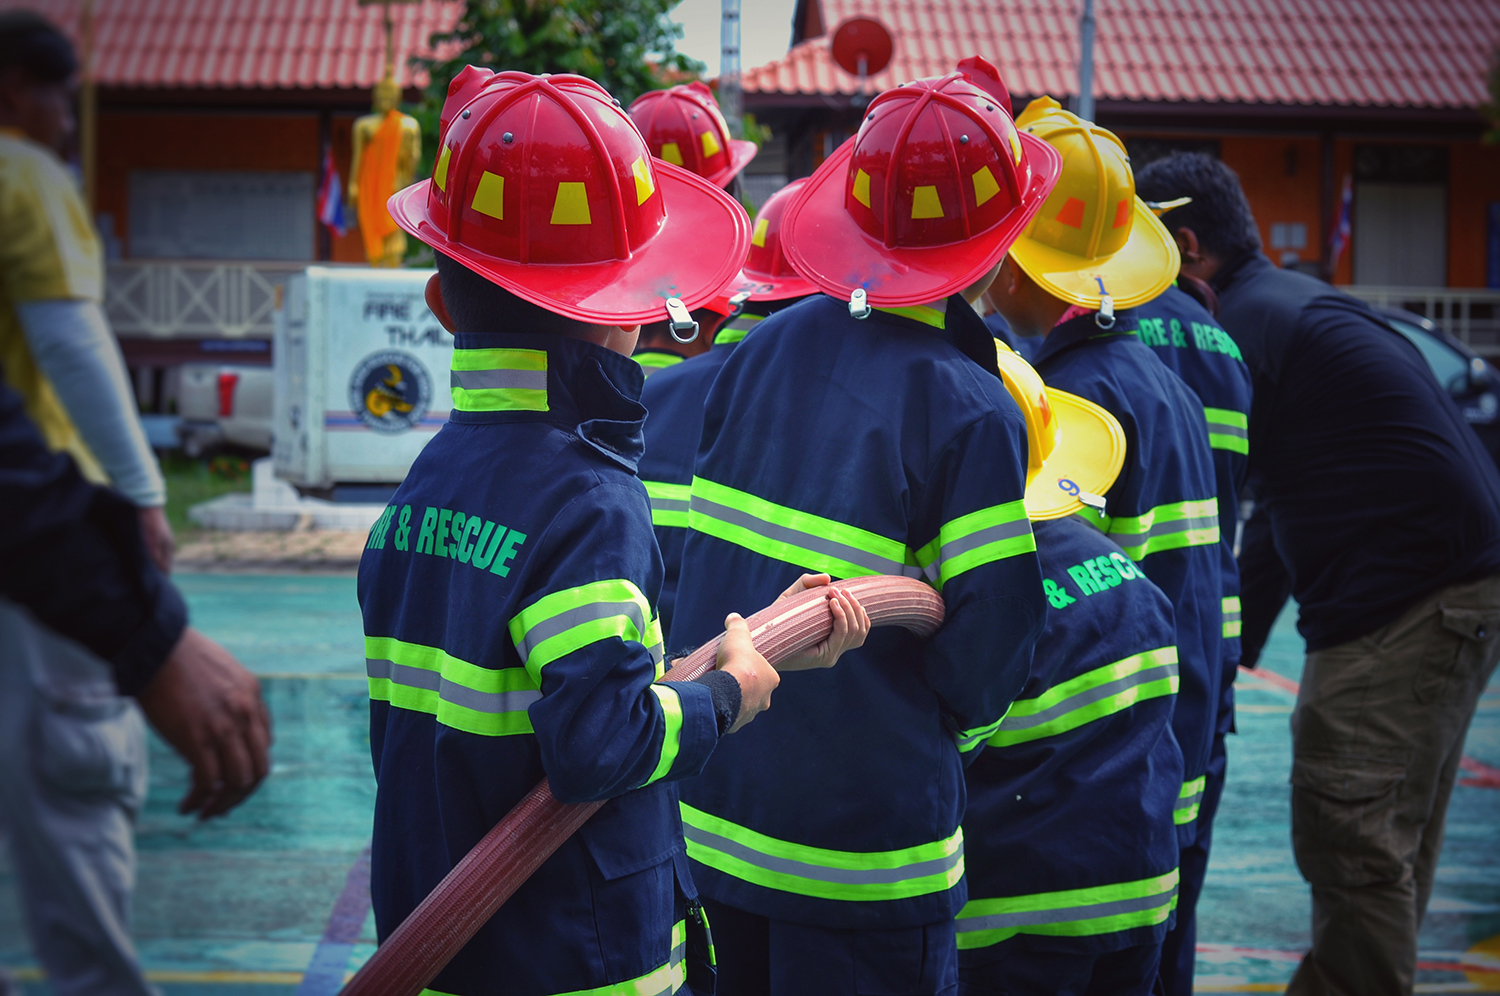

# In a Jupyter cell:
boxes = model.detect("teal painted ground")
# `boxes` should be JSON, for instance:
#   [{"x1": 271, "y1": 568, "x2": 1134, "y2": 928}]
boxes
[{"x1": 1, "y1": 573, "x2": 1497, "y2": 993}]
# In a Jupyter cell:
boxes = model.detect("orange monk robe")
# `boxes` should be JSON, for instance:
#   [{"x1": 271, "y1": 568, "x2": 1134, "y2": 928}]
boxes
[{"x1": 358, "y1": 110, "x2": 404, "y2": 262}]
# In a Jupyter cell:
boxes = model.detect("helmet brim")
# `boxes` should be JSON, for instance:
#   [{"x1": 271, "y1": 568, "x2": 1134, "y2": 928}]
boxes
[
  {"x1": 705, "y1": 139, "x2": 759, "y2": 188},
  {"x1": 388, "y1": 159, "x2": 752, "y2": 325},
  {"x1": 781, "y1": 133, "x2": 1063, "y2": 307},
  {"x1": 1025, "y1": 388, "x2": 1127, "y2": 521},
  {"x1": 737, "y1": 266, "x2": 820, "y2": 301},
  {"x1": 1007, "y1": 197, "x2": 1181, "y2": 310}
]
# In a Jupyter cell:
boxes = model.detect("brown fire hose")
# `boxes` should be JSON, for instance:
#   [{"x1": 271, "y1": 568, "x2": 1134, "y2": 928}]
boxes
[{"x1": 341, "y1": 575, "x2": 946, "y2": 996}]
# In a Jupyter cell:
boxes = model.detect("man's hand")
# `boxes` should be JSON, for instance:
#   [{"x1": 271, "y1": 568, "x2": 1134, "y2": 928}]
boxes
[
  {"x1": 772, "y1": 574, "x2": 872, "y2": 671},
  {"x1": 135, "y1": 627, "x2": 271, "y2": 819},
  {"x1": 715, "y1": 613, "x2": 778, "y2": 733},
  {"x1": 138, "y1": 506, "x2": 174, "y2": 574}
]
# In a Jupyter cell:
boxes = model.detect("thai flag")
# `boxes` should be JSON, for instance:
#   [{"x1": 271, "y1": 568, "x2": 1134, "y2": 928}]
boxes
[
  {"x1": 317, "y1": 145, "x2": 349, "y2": 237},
  {"x1": 1327, "y1": 174, "x2": 1352, "y2": 273}
]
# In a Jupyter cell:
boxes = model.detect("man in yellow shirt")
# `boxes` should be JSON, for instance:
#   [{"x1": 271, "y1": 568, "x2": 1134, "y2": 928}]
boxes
[
  {"x1": 0, "y1": 12, "x2": 171, "y2": 566},
  {"x1": 0, "y1": 14, "x2": 255, "y2": 995}
]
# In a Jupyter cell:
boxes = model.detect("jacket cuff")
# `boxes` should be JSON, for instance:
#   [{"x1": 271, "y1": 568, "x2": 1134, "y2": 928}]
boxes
[
  {"x1": 694, "y1": 668, "x2": 742, "y2": 735},
  {"x1": 110, "y1": 568, "x2": 188, "y2": 696}
]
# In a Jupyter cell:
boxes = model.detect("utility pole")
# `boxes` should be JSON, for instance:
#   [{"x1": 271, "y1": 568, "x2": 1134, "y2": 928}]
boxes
[
  {"x1": 721, "y1": 0, "x2": 742, "y2": 137},
  {"x1": 1077, "y1": 0, "x2": 1097, "y2": 122}
]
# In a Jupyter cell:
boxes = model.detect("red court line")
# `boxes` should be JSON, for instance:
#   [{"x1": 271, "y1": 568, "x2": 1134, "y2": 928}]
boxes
[{"x1": 1238, "y1": 666, "x2": 1499, "y2": 790}]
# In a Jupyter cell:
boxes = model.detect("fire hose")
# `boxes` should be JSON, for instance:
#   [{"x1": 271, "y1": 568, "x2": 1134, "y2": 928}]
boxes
[{"x1": 340, "y1": 575, "x2": 946, "y2": 996}]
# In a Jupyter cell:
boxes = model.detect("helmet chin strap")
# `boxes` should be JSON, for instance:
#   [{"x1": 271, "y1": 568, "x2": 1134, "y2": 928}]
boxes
[
  {"x1": 849, "y1": 288, "x2": 872, "y2": 320},
  {"x1": 665, "y1": 297, "x2": 700, "y2": 343},
  {"x1": 1095, "y1": 292, "x2": 1116, "y2": 330}
]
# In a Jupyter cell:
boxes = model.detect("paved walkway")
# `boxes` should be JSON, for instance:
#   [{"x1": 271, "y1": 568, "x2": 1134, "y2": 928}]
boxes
[{"x1": 1, "y1": 572, "x2": 1496, "y2": 993}]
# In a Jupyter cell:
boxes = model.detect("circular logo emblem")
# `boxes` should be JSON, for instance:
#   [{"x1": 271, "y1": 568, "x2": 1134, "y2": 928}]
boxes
[{"x1": 348, "y1": 350, "x2": 431, "y2": 434}]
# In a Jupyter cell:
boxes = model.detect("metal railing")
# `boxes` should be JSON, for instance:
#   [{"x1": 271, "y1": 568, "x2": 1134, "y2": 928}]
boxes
[
  {"x1": 1343, "y1": 285, "x2": 1500, "y2": 357},
  {"x1": 105, "y1": 261, "x2": 307, "y2": 339}
]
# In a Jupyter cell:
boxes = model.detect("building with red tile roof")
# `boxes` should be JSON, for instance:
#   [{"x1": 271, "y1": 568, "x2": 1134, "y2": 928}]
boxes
[{"x1": 741, "y1": 0, "x2": 1500, "y2": 290}]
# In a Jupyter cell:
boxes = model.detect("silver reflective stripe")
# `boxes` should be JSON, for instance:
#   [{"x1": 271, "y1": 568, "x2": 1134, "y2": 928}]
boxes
[
  {"x1": 1223, "y1": 607, "x2": 1242, "y2": 624},
  {"x1": 651, "y1": 496, "x2": 690, "y2": 516},
  {"x1": 365, "y1": 657, "x2": 542, "y2": 714},
  {"x1": 999, "y1": 662, "x2": 1180, "y2": 735},
  {"x1": 1207, "y1": 419, "x2": 1248, "y2": 440},
  {"x1": 450, "y1": 368, "x2": 549, "y2": 392},
  {"x1": 1110, "y1": 513, "x2": 1219, "y2": 546},
  {"x1": 1176, "y1": 785, "x2": 1204, "y2": 812},
  {"x1": 515, "y1": 600, "x2": 651, "y2": 663},
  {"x1": 957, "y1": 881, "x2": 1180, "y2": 932},
  {"x1": 689, "y1": 494, "x2": 924, "y2": 579},
  {"x1": 922, "y1": 520, "x2": 1034, "y2": 583},
  {"x1": 682, "y1": 822, "x2": 963, "y2": 886}
]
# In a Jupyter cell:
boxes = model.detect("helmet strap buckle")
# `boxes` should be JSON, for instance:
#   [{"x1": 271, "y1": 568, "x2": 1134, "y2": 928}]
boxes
[
  {"x1": 849, "y1": 288, "x2": 872, "y2": 320},
  {"x1": 665, "y1": 297, "x2": 700, "y2": 343},
  {"x1": 1095, "y1": 293, "x2": 1116, "y2": 330}
]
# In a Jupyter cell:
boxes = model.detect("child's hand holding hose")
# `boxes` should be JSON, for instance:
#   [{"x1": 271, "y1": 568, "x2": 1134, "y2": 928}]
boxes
[
  {"x1": 772, "y1": 574, "x2": 872, "y2": 671},
  {"x1": 713, "y1": 613, "x2": 779, "y2": 733}
]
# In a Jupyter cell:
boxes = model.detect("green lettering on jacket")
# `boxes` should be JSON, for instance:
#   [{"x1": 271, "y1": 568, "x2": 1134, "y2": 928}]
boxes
[{"x1": 399, "y1": 506, "x2": 528, "y2": 578}]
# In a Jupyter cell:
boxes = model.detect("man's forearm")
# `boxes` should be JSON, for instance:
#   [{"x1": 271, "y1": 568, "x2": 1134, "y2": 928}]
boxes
[{"x1": 18, "y1": 298, "x2": 166, "y2": 507}]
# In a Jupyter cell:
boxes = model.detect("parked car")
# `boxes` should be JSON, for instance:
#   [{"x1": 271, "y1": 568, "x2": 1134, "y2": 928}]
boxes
[
  {"x1": 176, "y1": 363, "x2": 273, "y2": 457},
  {"x1": 1379, "y1": 307, "x2": 1500, "y2": 465}
]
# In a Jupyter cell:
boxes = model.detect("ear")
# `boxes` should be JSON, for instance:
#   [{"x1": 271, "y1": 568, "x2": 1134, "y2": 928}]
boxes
[
  {"x1": 1172, "y1": 226, "x2": 1201, "y2": 262},
  {"x1": 425, "y1": 273, "x2": 456, "y2": 333}
]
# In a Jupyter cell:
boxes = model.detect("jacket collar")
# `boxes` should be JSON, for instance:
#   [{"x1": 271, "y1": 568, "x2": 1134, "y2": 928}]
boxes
[
  {"x1": 448, "y1": 332, "x2": 647, "y2": 472},
  {"x1": 869, "y1": 294, "x2": 999, "y2": 377},
  {"x1": 1209, "y1": 250, "x2": 1273, "y2": 295},
  {"x1": 1031, "y1": 308, "x2": 1141, "y2": 368}
]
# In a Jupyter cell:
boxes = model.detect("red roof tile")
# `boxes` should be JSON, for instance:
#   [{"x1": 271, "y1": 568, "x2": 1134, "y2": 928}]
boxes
[
  {"x1": 745, "y1": 0, "x2": 1500, "y2": 108},
  {"x1": 0, "y1": 0, "x2": 459, "y2": 90}
]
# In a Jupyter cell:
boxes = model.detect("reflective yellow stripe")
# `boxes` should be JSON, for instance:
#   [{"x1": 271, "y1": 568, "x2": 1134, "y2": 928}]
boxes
[
  {"x1": 644, "y1": 480, "x2": 690, "y2": 529},
  {"x1": 508, "y1": 580, "x2": 663, "y2": 683},
  {"x1": 957, "y1": 870, "x2": 1179, "y2": 947},
  {"x1": 365, "y1": 635, "x2": 539, "y2": 737},
  {"x1": 913, "y1": 500, "x2": 1035, "y2": 591},
  {"x1": 423, "y1": 921, "x2": 686, "y2": 996},
  {"x1": 635, "y1": 352, "x2": 683, "y2": 378},
  {"x1": 715, "y1": 314, "x2": 761, "y2": 345},
  {"x1": 988, "y1": 647, "x2": 1179, "y2": 747},
  {"x1": 1081, "y1": 499, "x2": 1219, "y2": 561},
  {"x1": 1174, "y1": 775, "x2": 1206, "y2": 825},
  {"x1": 681, "y1": 802, "x2": 964, "y2": 902},
  {"x1": 1222, "y1": 595, "x2": 1242, "y2": 639},
  {"x1": 1204, "y1": 407, "x2": 1249, "y2": 455},
  {"x1": 641, "y1": 684, "x2": 684, "y2": 787},
  {"x1": 689, "y1": 476, "x2": 921, "y2": 580},
  {"x1": 450, "y1": 347, "x2": 548, "y2": 412},
  {"x1": 875, "y1": 302, "x2": 947, "y2": 328}
]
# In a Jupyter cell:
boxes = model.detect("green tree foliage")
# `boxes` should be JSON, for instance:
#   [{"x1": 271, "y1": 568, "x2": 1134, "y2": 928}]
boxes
[{"x1": 408, "y1": 0, "x2": 704, "y2": 172}]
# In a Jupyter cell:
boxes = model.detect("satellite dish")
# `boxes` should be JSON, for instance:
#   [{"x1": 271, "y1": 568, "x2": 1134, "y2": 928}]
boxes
[{"x1": 830, "y1": 17, "x2": 894, "y2": 79}]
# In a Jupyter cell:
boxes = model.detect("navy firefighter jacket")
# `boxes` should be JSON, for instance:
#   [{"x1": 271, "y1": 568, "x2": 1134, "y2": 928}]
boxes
[
  {"x1": 959, "y1": 516, "x2": 1184, "y2": 958},
  {"x1": 1136, "y1": 285, "x2": 1253, "y2": 667},
  {"x1": 358, "y1": 334, "x2": 721, "y2": 996},
  {"x1": 672, "y1": 294, "x2": 1048, "y2": 929},
  {"x1": 640, "y1": 313, "x2": 759, "y2": 640},
  {"x1": 1031, "y1": 310, "x2": 1221, "y2": 846}
]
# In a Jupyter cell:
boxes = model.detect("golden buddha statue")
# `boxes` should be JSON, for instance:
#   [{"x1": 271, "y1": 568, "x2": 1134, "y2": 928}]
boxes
[{"x1": 349, "y1": 77, "x2": 421, "y2": 267}]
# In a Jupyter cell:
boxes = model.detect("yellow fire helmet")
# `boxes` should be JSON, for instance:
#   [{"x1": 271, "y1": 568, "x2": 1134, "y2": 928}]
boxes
[
  {"x1": 995, "y1": 340, "x2": 1127, "y2": 521},
  {"x1": 1006, "y1": 97, "x2": 1179, "y2": 314}
]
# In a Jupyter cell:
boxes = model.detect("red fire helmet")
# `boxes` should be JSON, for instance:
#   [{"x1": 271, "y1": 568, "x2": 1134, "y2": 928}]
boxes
[
  {"x1": 628, "y1": 82, "x2": 757, "y2": 189},
  {"x1": 782, "y1": 57, "x2": 1062, "y2": 308},
  {"x1": 387, "y1": 68, "x2": 751, "y2": 324},
  {"x1": 738, "y1": 178, "x2": 818, "y2": 301}
]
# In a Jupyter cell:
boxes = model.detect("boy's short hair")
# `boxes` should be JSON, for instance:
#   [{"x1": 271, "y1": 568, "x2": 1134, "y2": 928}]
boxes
[
  {"x1": 435, "y1": 252, "x2": 599, "y2": 336},
  {"x1": 0, "y1": 12, "x2": 77, "y2": 83},
  {"x1": 1135, "y1": 153, "x2": 1263, "y2": 262}
]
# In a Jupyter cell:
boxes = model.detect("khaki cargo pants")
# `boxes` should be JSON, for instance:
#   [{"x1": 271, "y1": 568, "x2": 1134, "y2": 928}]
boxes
[{"x1": 1286, "y1": 574, "x2": 1500, "y2": 996}]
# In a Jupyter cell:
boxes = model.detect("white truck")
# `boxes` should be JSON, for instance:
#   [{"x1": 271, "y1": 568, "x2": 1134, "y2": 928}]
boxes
[{"x1": 273, "y1": 267, "x2": 451, "y2": 490}]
